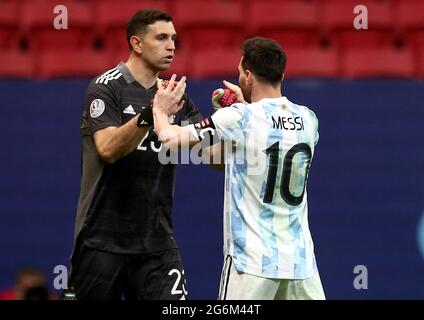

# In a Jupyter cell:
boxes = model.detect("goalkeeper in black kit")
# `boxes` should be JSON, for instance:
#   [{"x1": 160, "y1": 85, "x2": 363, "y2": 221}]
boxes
[{"x1": 67, "y1": 9, "x2": 202, "y2": 300}]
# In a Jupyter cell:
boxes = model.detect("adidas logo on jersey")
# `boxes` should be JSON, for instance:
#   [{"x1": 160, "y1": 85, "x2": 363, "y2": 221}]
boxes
[
  {"x1": 95, "y1": 67, "x2": 122, "y2": 85},
  {"x1": 123, "y1": 105, "x2": 136, "y2": 115}
]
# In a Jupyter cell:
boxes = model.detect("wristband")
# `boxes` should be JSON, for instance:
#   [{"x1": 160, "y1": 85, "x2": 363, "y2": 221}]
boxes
[{"x1": 137, "y1": 107, "x2": 153, "y2": 127}]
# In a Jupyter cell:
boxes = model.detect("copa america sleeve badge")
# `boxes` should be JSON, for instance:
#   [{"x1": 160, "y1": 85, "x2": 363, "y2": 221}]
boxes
[{"x1": 89, "y1": 99, "x2": 105, "y2": 118}]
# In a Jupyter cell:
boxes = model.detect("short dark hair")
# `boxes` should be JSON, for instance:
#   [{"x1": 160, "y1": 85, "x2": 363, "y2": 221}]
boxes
[
  {"x1": 126, "y1": 9, "x2": 172, "y2": 50},
  {"x1": 241, "y1": 37, "x2": 286, "y2": 85}
]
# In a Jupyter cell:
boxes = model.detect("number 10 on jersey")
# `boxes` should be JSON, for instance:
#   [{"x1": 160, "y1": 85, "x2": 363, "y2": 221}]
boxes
[{"x1": 262, "y1": 142, "x2": 312, "y2": 206}]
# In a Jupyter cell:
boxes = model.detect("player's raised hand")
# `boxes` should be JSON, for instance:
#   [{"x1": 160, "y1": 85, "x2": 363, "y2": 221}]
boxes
[
  {"x1": 211, "y1": 80, "x2": 247, "y2": 111},
  {"x1": 153, "y1": 74, "x2": 186, "y2": 115},
  {"x1": 223, "y1": 80, "x2": 246, "y2": 104},
  {"x1": 211, "y1": 88, "x2": 238, "y2": 111}
]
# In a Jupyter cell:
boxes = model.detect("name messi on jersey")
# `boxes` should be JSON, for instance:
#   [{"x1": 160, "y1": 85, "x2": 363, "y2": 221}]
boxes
[{"x1": 271, "y1": 116, "x2": 304, "y2": 131}]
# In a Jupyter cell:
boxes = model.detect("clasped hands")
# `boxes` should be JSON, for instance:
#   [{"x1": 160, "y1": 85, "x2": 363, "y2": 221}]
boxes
[
  {"x1": 152, "y1": 74, "x2": 245, "y2": 117},
  {"x1": 152, "y1": 74, "x2": 186, "y2": 116}
]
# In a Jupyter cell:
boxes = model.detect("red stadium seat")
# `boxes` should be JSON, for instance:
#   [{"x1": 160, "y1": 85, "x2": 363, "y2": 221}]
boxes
[
  {"x1": 246, "y1": 0, "x2": 320, "y2": 47},
  {"x1": 176, "y1": 26, "x2": 245, "y2": 50},
  {"x1": 173, "y1": 0, "x2": 244, "y2": 49},
  {"x1": 112, "y1": 47, "x2": 131, "y2": 67},
  {"x1": 105, "y1": 27, "x2": 130, "y2": 52},
  {"x1": 332, "y1": 29, "x2": 394, "y2": 50},
  {"x1": 38, "y1": 49, "x2": 112, "y2": 78},
  {"x1": 0, "y1": 29, "x2": 17, "y2": 49},
  {"x1": 284, "y1": 46, "x2": 339, "y2": 78},
  {"x1": 256, "y1": 30, "x2": 321, "y2": 48},
  {"x1": 408, "y1": 31, "x2": 424, "y2": 51},
  {"x1": 96, "y1": 0, "x2": 168, "y2": 31},
  {"x1": 418, "y1": 46, "x2": 424, "y2": 78},
  {"x1": 0, "y1": 0, "x2": 18, "y2": 27},
  {"x1": 191, "y1": 47, "x2": 241, "y2": 79},
  {"x1": 30, "y1": 29, "x2": 96, "y2": 51},
  {"x1": 0, "y1": 49, "x2": 35, "y2": 78},
  {"x1": 393, "y1": 0, "x2": 424, "y2": 31},
  {"x1": 0, "y1": 1, "x2": 20, "y2": 49},
  {"x1": 342, "y1": 47, "x2": 415, "y2": 78},
  {"x1": 320, "y1": 0, "x2": 392, "y2": 30},
  {"x1": 21, "y1": 0, "x2": 94, "y2": 51},
  {"x1": 173, "y1": 0, "x2": 242, "y2": 28},
  {"x1": 248, "y1": 0, "x2": 318, "y2": 32}
]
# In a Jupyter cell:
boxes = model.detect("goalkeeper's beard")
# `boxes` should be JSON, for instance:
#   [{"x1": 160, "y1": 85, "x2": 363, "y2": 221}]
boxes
[{"x1": 141, "y1": 56, "x2": 171, "y2": 73}]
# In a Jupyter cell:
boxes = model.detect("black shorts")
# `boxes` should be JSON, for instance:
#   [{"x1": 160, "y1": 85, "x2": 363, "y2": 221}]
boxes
[{"x1": 68, "y1": 245, "x2": 188, "y2": 300}]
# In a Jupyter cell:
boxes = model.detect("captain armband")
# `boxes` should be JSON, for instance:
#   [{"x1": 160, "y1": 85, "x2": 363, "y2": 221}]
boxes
[{"x1": 188, "y1": 117, "x2": 221, "y2": 147}]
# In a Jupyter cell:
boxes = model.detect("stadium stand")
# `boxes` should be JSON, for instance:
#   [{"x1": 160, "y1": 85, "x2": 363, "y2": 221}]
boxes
[
  {"x1": 0, "y1": 49, "x2": 35, "y2": 78},
  {"x1": 342, "y1": 46, "x2": 415, "y2": 78},
  {"x1": 0, "y1": 0, "x2": 19, "y2": 49},
  {"x1": 319, "y1": 0, "x2": 393, "y2": 50},
  {"x1": 191, "y1": 46, "x2": 241, "y2": 78},
  {"x1": 21, "y1": 0, "x2": 94, "y2": 51},
  {"x1": 393, "y1": 0, "x2": 424, "y2": 32},
  {"x1": 284, "y1": 45, "x2": 339, "y2": 78},
  {"x1": 95, "y1": 0, "x2": 168, "y2": 51},
  {"x1": 247, "y1": 0, "x2": 319, "y2": 47},
  {"x1": 172, "y1": 0, "x2": 244, "y2": 52},
  {"x1": 0, "y1": 0, "x2": 423, "y2": 79}
]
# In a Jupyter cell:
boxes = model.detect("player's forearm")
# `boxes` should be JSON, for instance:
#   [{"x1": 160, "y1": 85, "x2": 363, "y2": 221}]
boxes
[
  {"x1": 95, "y1": 116, "x2": 149, "y2": 164},
  {"x1": 153, "y1": 108, "x2": 196, "y2": 150},
  {"x1": 153, "y1": 108, "x2": 181, "y2": 149}
]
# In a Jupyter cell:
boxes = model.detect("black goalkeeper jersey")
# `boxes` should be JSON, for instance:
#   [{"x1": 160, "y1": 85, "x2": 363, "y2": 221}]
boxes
[{"x1": 74, "y1": 62, "x2": 202, "y2": 254}]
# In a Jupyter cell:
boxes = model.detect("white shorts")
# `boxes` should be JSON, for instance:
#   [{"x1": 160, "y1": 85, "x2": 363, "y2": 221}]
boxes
[{"x1": 218, "y1": 255, "x2": 326, "y2": 300}]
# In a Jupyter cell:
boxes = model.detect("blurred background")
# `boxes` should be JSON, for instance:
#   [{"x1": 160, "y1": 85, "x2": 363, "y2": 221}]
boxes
[{"x1": 0, "y1": 0, "x2": 423, "y2": 299}]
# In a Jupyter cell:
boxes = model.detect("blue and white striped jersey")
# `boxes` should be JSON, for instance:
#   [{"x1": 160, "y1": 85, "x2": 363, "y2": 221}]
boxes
[{"x1": 211, "y1": 96, "x2": 319, "y2": 279}]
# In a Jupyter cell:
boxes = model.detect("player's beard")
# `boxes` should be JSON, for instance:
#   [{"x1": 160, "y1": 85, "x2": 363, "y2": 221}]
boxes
[
  {"x1": 157, "y1": 57, "x2": 173, "y2": 71},
  {"x1": 240, "y1": 83, "x2": 252, "y2": 104},
  {"x1": 145, "y1": 58, "x2": 169, "y2": 74},
  {"x1": 141, "y1": 53, "x2": 171, "y2": 73}
]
